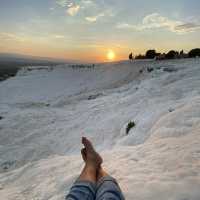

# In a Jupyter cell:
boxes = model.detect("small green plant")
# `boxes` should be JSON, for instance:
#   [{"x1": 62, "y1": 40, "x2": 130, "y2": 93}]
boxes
[{"x1": 126, "y1": 121, "x2": 136, "y2": 135}]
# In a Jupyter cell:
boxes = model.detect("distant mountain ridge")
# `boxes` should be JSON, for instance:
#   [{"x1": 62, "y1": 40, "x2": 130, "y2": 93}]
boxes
[
  {"x1": 0, "y1": 52, "x2": 76, "y2": 81},
  {"x1": 0, "y1": 52, "x2": 75, "y2": 64}
]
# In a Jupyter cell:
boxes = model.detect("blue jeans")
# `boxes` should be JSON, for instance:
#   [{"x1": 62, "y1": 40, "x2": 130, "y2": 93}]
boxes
[{"x1": 66, "y1": 176, "x2": 125, "y2": 200}]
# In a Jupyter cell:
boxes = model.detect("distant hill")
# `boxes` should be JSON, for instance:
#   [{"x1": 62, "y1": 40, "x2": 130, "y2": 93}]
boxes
[
  {"x1": 0, "y1": 52, "x2": 76, "y2": 81},
  {"x1": 0, "y1": 53, "x2": 75, "y2": 67}
]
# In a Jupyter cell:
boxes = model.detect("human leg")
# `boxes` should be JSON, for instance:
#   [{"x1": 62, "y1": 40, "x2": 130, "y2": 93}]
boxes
[
  {"x1": 65, "y1": 137, "x2": 102, "y2": 200},
  {"x1": 95, "y1": 166, "x2": 125, "y2": 200}
]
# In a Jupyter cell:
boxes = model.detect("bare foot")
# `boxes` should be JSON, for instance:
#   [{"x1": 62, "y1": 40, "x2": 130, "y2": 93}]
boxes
[
  {"x1": 81, "y1": 148, "x2": 87, "y2": 162},
  {"x1": 97, "y1": 166, "x2": 108, "y2": 181},
  {"x1": 81, "y1": 137, "x2": 103, "y2": 168}
]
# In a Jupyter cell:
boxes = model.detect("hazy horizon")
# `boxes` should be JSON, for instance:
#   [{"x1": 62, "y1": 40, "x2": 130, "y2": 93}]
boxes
[{"x1": 0, "y1": 0, "x2": 200, "y2": 62}]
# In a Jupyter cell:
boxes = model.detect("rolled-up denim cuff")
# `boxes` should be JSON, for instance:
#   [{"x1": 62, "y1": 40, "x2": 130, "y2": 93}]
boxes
[
  {"x1": 74, "y1": 180, "x2": 96, "y2": 195},
  {"x1": 97, "y1": 175, "x2": 118, "y2": 189}
]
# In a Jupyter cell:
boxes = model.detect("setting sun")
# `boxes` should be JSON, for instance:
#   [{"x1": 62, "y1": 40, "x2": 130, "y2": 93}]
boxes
[{"x1": 107, "y1": 50, "x2": 116, "y2": 61}]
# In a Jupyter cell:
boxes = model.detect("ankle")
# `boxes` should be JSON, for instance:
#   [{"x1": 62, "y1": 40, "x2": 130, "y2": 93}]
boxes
[
  {"x1": 86, "y1": 160, "x2": 100, "y2": 168},
  {"x1": 97, "y1": 166, "x2": 108, "y2": 181},
  {"x1": 78, "y1": 164, "x2": 97, "y2": 183}
]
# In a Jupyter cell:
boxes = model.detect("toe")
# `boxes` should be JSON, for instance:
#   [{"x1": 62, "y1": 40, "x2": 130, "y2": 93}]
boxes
[{"x1": 82, "y1": 137, "x2": 94, "y2": 151}]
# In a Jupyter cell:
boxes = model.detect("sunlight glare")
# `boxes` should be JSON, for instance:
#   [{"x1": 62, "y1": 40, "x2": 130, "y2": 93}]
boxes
[{"x1": 107, "y1": 50, "x2": 115, "y2": 61}]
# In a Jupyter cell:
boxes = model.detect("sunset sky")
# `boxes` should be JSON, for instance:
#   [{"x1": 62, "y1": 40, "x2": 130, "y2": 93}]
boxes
[{"x1": 0, "y1": 0, "x2": 200, "y2": 62}]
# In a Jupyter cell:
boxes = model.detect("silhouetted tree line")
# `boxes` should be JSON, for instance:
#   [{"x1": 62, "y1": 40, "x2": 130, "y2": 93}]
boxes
[{"x1": 129, "y1": 48, "x2": 200, "y2": 60}]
